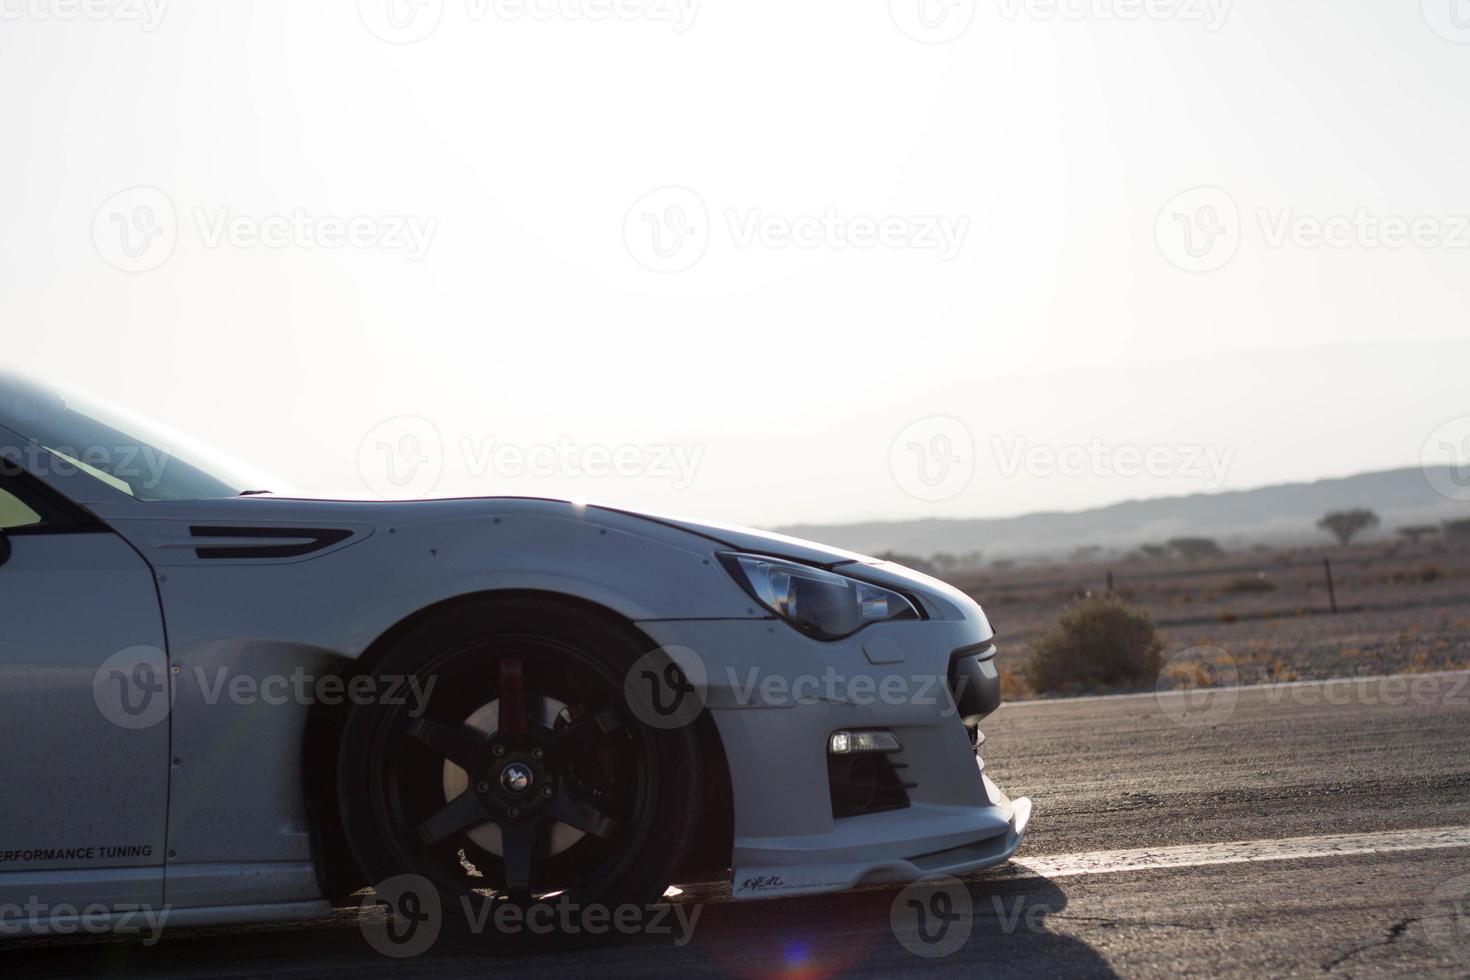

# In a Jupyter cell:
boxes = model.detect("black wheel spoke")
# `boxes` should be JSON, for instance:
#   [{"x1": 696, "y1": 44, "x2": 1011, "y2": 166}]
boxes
[
  {"x1": 370, "y1": 621, "x2": 662, "y2": 921},
  {"x1": 407, "y1": 717, "x2": 488, "y2": 771},
  {"x1": 500, "y1": 819, "x2": 538, "y2": 895},
  {"x1": 550, "y1": 789, "x2": 617, "y2": 840},
  {"x1": 416, "y1": 791, "x2": 491, "y2": 846},
  {"x1": 545, "y1": 707, "x2": 623, "y2": 765}
]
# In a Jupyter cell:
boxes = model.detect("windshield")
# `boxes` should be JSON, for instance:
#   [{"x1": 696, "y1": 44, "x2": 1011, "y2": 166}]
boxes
[{"x1": 0, "y1": 367, "x2": 285, "y2": 501}]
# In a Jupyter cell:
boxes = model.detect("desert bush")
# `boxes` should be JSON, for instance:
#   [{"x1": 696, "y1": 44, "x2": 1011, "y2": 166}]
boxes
[
  {"x1": 1168, "y1": 537, "x2": 1225, "y2": 561},
  {"x1": 1399, "y1": 525, "x2": 1439, "y2": 545},
  {"x1": 1391, "y1": 564, "x2": 1446, "y2": 584},
  {"x1": 1224, "y1": 575, "x2": 1276, "y2": 594},
  {"x1": 1027, "y1": 595, "x2": 1165, "y2": 693},
  {"x1": 999, "y1": 663, "x2": 1031, "y2": 702}
]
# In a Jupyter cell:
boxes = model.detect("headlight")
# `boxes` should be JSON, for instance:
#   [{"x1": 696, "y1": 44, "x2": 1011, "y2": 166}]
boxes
[{"x1": 719, "y1": 553, "x2": 921, "y2": 639}]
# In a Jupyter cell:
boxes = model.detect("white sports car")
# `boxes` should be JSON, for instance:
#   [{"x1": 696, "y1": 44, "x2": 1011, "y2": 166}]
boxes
[{"x1": 0, "y1": 367, "x2": 1028, "y2": 948}]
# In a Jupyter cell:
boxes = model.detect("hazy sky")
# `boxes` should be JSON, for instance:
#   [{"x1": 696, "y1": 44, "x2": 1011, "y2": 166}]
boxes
[{"x1": 2, "y1": 2, "x2": 1467, "y2": 526}]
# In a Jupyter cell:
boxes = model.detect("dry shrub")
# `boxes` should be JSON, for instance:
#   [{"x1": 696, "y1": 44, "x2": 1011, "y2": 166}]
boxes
[
  {"x1": 999, "y1": 663, "x2": 1031, "y2": 702},
  {"x1": 1027, "y1": 595, "x2": 1165, "y2": 694},
  {"x1": 1173, "y1": 660, "x2": 1228, "y2": 687},
  {"x1": 1224, "y1": 575, "x2": 1276, "y2": 594},
  {"x1": 1391, "y1": 564, "x2": 1446, "y2": 584}
]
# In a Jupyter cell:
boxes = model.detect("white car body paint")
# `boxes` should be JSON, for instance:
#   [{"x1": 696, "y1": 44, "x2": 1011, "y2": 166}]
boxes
[{"x1": 0, "y1": 398, "x2": 1027, "y2": 935}]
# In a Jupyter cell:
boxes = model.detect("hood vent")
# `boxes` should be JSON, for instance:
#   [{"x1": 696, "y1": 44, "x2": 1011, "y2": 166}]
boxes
[{"x1": 189, "y1": 525, "x2": 354, "y2": 560}]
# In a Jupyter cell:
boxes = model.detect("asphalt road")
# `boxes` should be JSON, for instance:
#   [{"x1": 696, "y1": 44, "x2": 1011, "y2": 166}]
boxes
[{"x1": 6, "y1": 671, "x2": 1470, "y2": 978}]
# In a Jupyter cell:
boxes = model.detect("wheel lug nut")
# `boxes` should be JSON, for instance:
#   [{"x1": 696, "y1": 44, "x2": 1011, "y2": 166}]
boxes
[
  {"x1": 476, "y1": 781, "x2": 491, "y2": 794},
  {"x1": 507, "y1": 807, "x2": 520, "y2": 819},
  {"x1": 492, "y1": 745, "x2": 506, "y2": 757},
  {"x1": 531, "y1": 748, "x2": 544, "y2": 760},
  {"x1": 540, "y1": 786, "x2": 553, "y2": 798}
]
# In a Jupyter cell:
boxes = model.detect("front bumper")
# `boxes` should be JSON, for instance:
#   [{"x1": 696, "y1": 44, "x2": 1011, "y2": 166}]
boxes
[
  {"x1": 638, "y1": 603, "x2": 1029, "y2": 900},
  {"x1": 728, "y1": 783, "x2": 1031, "y2": 899}
]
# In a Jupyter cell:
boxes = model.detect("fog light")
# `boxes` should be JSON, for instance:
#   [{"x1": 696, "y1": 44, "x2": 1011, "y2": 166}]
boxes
[{"x1": 828, "y1": 730, "x2": 902, "y2": 755}]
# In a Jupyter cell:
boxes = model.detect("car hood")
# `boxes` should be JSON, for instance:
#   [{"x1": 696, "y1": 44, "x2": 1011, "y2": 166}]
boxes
[
  {"x1": 590, "y1": 506, "x2": 877, "y2": 569},
  {"x1": 592, "y1": 506, "x2": 985, "y2": 624}
]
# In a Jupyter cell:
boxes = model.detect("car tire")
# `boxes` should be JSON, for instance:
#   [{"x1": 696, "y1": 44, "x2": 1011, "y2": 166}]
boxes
[{"x1": 336, "y1": 596, "x2": 704, "y2": 951}]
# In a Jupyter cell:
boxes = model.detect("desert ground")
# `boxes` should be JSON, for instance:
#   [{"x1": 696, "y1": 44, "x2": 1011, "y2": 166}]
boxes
[{"x1": 944, "y1": 540, "x2": 1470, "y2": 697}]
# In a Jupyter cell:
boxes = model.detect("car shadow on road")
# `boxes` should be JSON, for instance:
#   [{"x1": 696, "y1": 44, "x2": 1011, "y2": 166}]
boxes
[
  {"x1": 0, "y1": 876, "x2": 1113, "y2": 979},
  {"x1": 653, "y1": 874, "x2": 1120, "y2": 979}
]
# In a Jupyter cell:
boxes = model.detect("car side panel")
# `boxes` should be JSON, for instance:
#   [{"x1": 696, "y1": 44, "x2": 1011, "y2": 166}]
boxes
[
  {"x1": 95, "y1": 503, "x2": 758, "y2": 894},
  {"x1": 0, "y1": 532, "x2": 169, "y2": 911}
]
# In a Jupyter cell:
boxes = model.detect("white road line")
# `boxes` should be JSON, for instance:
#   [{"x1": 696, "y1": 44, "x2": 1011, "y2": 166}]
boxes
[
  {"x1": 1005, "y1": 827, "x2": 1470, "y2": 879},
  {"x1": 999, "y1": 669, "x2": 1470, "y2": 709}
]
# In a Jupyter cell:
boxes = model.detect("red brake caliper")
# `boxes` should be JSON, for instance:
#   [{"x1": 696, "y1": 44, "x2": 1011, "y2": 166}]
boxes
[{"x1": 498, "y1": 657, "x2": 530, "y2": 736}]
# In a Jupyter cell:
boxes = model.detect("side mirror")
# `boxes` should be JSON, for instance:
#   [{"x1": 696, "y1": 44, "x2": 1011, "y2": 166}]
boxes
[{"x1": 0, "y1": 529, "x2": 10, "y2": 568}]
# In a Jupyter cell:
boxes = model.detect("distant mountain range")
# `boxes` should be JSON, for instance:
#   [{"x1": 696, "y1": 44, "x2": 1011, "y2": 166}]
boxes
[{"x1": 775, "y1": 467, "x2": 1469, "y2": 560}]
